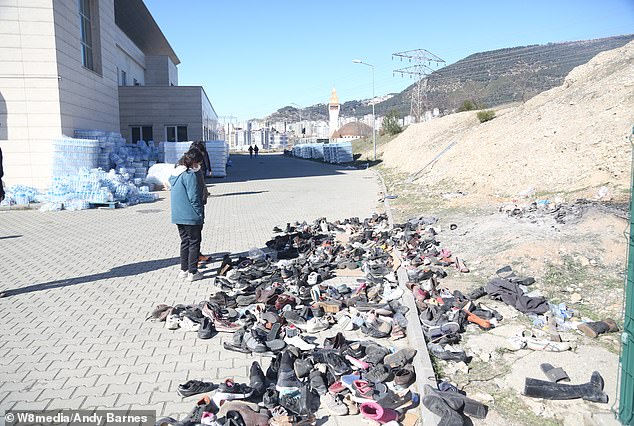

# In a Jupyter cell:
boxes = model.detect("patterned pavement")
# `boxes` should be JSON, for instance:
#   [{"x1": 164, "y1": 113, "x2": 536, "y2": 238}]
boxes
[{"x1": 0, "y1": 153, "x2": 385, "y2": 424}]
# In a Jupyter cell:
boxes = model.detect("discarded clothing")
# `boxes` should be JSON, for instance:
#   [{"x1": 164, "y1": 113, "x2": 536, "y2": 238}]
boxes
[{"x1": 485, "y1": 278, "x2": 549, "y2": 314}]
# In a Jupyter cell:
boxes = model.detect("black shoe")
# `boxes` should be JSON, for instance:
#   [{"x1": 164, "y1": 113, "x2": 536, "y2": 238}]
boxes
[
  {"x1": 308, "y1": 370, "x2": 327, "y2": 395},
  {"x1": 294, "y1": 357, "x2": 314, "y2": 379},
  {"x1": 312, "y1": 350, "x2": 351, "y2": 376},
  {"x1": 343, "y1": 341, "x2": 365, "y2": 359},
  {"x1": 428, "y1": 343, "x2": 471, "y2": 363},
  {"x1": 215, "y1": 379, "x2": 254, "y2": 401},
  {"x1": 280, "y1": 386, "x2": 320, "y2": 416},
  {"x1": 262, "y1": 387, "x2": 279, "y2": 409},
  {"x1": 363, "y1": 363, "x2": 392, "y2": 383},
  {"x1": 176, "y1": 395, "x2": 217, "y2": 426},
  {"x1": 422, "y1": 394, "x2": 465, "y2": 426},
  {"x1": 467, "y1": 286, "x2": 487, "y2": 300},
  {"x1": 177, "y1": 380, "x2": 216, "y2": 398},
  {"x1": 266, "y1": 353, "x2": 282, "y2": 380},
  {"x1": 323, "y1": 332, "x2": 347, "y2": 350},
  {"x1": 423, "y1": 384, "x2": 487, "y2": 419},
  {"x1": 276, "y1": 351, "x2": 301, "y2": 392},
  {"x1": 197, "y1": 317, "x2": 215, "y2": 340},
  {"x1": 249, "y1": 361, "x2": 266, "y2": 397}
]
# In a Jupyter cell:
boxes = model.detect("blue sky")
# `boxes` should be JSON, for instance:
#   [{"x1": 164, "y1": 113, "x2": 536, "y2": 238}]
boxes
[{"x1": 144, "y1": 0, "x2": 634, "y2": 121}]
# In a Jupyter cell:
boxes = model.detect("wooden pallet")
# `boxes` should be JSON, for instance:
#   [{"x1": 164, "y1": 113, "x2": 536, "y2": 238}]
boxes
[{"x1": 89, "y1": 201, "x2": 120, "y2": 210}]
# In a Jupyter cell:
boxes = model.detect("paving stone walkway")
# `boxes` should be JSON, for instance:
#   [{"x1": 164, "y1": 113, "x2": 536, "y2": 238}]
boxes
[{"x1": 0, "y1": 154, "x2": 383, "y2": 424}]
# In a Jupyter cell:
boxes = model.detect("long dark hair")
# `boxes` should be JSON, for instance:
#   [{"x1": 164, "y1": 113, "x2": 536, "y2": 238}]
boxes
[
  {"x1": 191, "y1": 140, "x2": 208, "y2": 155},
  {"x1": 177, "y1": 149, "x2": 203, "y2": 169}
]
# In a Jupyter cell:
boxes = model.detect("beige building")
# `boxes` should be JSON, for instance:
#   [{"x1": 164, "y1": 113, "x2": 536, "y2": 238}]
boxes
[{"x1": 0, "y1": 0, "x2": 218, "y2": 188}]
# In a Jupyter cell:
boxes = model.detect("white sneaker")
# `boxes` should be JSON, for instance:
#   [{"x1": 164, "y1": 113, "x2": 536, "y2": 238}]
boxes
[
  {"x1": 165, "y1": 314, "x2": 180, "y2": 330},
  {"x1": 337, "y1": 314, "x2": 355, "y2": 331},
  {"x1": 180, "y1": 316, "x2": 200, "y2": 332},
  {"x1": 284, "y1": 335, "x2": 316, "y2": 351},
  {"x1": 178, "y1": 270, "x2": 188, "y2": 279},
  {"x1": 187, "y1": 272, "x2": 204, "y2": 282},
  {"x1": 306, "y1": 317, "x2": 329, "y2": 334}
]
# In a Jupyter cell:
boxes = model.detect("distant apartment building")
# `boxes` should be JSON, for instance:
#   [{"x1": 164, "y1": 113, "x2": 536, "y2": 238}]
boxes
[
  {"x1": 269, "y1": 132, "x2": 287, "y2": 149},
  {"x1": 0, "y1": 0, "x2": 218, "y2": 188}
]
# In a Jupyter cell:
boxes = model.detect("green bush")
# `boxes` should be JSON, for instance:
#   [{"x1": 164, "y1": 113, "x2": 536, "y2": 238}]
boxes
[
  {"x1": 381, "y1": 109, "x2": 403, "y2": 136},
  {"x1": 477, "y1": 110, "x2": 496, "y2": 123},
  {"x1": 458, "y1": 100, "x2": 478, "y2": 112}
]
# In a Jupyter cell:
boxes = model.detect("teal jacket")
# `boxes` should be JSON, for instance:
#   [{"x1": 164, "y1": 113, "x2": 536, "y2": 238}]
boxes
[{"x1": 168, "y1": 166, "x2": 204, "y2": 225}]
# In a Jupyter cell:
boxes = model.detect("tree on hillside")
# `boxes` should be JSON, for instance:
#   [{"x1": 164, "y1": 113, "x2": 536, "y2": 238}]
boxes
[{"x1": 381, "y1": 109, "x2": 403, "y2": 136}]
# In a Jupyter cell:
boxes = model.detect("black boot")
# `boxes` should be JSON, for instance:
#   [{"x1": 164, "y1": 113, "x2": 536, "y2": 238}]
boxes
[
  {"x1": 423, "y1": 384, "x2": 488, "y2": 419},
  {"x1": 523, "y1": 371, "x2": 608, "y2": 403},
  {"x1": 422, "y1": 394, "x2": 465, "y2": 426},
  {"x1": 577, "y1": 319, "x2": 619, "y2": 338}
]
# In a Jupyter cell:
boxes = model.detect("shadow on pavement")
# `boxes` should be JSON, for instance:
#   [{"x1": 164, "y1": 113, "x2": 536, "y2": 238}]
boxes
[
  {"x1": 0, "y1": 245, "x2": 277, "y2": 298},
  {"x1": 212, "y1": 191, "x2": 269, "y2": 197},
  {"x1": 0, "y1": 235, "x2": 22, "y2": 240},
  {"x1": 0, "y1": 252, "x2": 228, "y2": 298},
  {"x1": 217, "y1": 153, "x2": 354, "y2": 184}
]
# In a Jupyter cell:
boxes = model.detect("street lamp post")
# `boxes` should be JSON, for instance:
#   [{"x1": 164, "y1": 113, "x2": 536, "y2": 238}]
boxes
[
  {"x1": 352, "y1": 59, "x2": 376, "y2": 161},
  {"x1": 290, "y1": 102, "x2": 302, "y2": 142}
]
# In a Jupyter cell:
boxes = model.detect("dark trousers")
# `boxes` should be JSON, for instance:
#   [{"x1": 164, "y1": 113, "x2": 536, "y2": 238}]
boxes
[{"x1": 177, "y1": 224, "x2": 202, "y2": 273}]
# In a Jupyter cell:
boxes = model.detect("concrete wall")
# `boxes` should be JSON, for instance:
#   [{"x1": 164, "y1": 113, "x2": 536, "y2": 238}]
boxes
[
  {"x1": 113, "y1": 27, "x2": 145, "y2": 86},
  {"x1": 201, "y1": 88, "x2": 218, "y2": 140},
  {"x1": 0, "y1": 0, "x2": 62, "y2": 188},
  {"x1": 145, "y1": 55, "x2": 177, "y2": 86},
  {"x1": 53, "y1": 0, "x2": 120, "y2": 137},
  {"x1": 118, "y1": 86, "x2": 204, "y2": 143}
]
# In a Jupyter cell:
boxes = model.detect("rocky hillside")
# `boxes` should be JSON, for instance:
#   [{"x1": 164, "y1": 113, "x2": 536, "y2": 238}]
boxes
[
  {"x1": 378, "y1": 39, "x2": 634, "y2": 201},
  {"x1": 264, "y1": 34, "x2": 634, "y2": 122}
]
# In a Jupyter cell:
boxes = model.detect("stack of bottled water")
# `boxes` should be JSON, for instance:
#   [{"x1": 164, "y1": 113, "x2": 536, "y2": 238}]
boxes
[
  {"x1": 159, "y1": 141, "x2": 193, "y2": 164},
  {"x1": 323, "y1": 142, "x2": 354, "y2": 163},
  {"x1": 52, "y1": 137, "x2": 101, "y2": 176},
  {"x1": 0, "y1": 184, "x2": 42, "y2": 207},
  {"x1": 39, "y1": 167, "x2": 158, "y2": 211},
  {"x1": 205, "y1": 140, "x2": 229, "y2": 177}
]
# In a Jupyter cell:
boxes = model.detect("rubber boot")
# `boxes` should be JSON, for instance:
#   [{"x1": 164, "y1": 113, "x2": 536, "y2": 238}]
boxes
[
  {"x1": 577, "y1": 318, "x2": 619, "y2": 338},
  {"x1": 523, "y1": 371, "x2": 608, "y2": 403}
]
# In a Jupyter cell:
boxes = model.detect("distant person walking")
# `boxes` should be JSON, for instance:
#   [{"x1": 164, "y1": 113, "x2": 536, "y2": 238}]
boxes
[
  {"x1": 169, "y1": 149, "x2": 205, "y2": 282},
  {"x1": 248, "y1": 145, "x2": 254, "y2": 159},
  {"x1": 254, "y1": 145, "x2": 259, "y2": 157}
]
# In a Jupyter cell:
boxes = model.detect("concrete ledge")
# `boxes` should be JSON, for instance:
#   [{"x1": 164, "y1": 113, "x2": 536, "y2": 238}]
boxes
[{"x1": 373, "y1": 168, "x2": 440, "y2": 424}]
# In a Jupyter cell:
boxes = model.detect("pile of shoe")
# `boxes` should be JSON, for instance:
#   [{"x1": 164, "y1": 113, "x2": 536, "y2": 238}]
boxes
[
  {"x1": 157, "y1": 333, "x2": 419, "y2": 425},
  {"x1": 386, "y1": 218, "x2": 500, "y2": 365},
  {"x1": 147, "y1": 214, "x2": 432, "y2": 424}
]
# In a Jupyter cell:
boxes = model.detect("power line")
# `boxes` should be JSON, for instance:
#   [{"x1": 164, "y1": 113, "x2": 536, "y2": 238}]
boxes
[{"x1": 392, "y1": 49, "x2": 446, "y2": 122}]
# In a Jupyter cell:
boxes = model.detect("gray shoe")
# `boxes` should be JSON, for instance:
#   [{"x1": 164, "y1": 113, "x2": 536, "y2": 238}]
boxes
[{"x1": 187, "y1": 272, "x2": 204, "y2": 282}]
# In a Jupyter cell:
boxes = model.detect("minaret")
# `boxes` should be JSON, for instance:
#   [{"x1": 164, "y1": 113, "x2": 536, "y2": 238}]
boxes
[{"x1": 328, "y1": 87, "x2": 340, "y2": 138}]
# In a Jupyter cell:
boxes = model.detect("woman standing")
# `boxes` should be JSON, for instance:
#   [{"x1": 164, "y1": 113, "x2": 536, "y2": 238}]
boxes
[{"x1": 169, "y1": 149, "x2": 205, "y2": 282}]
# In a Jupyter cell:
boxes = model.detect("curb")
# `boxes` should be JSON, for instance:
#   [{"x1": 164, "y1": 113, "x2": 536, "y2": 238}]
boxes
[{"x1": 372, "y1": 168, "x2": 440, "y2": 424}]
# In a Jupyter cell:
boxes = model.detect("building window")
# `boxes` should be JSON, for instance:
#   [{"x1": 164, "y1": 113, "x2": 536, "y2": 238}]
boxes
[
  {"x1": 130, "y1": 126, "x2": 153, "y2": 143},
  {"x1": 79, "y1": 0, "x2": 93, "y2": 69},
  {"x1": 120, "y1": 70, "x2": 126, "y2": 86},
  {"x1": 166, "y1": 125, "x2": 188, "y2": 142}
]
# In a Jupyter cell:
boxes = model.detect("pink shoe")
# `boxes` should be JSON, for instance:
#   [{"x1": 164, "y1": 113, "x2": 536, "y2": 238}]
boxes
[
  {"x1": 345, "y1": 355, "x2": 370, "y2": 370},
  {"x1": 359, "y1": 401, "x2": 399, "y2": 423}
]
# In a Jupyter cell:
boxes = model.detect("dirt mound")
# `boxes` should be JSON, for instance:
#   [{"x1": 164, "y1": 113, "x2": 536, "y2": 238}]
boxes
[{"x1": 381, "y1": 40, "x2": 634, "y2": 201}]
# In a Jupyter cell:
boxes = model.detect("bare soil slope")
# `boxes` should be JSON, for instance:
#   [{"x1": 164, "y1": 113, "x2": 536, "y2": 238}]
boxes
[{"x1": 381, "y1": 40, "x2": 634, "y2": 200}]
